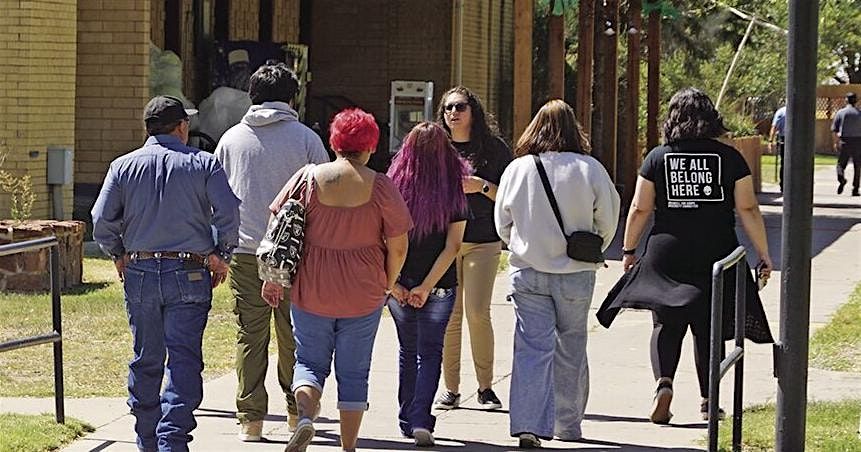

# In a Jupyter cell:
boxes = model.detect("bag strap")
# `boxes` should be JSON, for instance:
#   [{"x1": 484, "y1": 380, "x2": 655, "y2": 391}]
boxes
[
  {"x1": 301, "y1": 164, "x2": 315, "y2": 206},
  {"x1": 532, "y1": 154, "x2": 566, "y2": 237}
]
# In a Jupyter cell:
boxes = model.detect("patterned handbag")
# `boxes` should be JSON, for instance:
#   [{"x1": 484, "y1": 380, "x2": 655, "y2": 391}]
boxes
[{"x1": 256, "y1": 166, "x2": 315, "y2": 287}]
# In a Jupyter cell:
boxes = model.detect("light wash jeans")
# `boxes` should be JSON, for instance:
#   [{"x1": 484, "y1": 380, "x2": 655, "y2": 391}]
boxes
[{"x1": 508, "y1": 267, "x2": 596, "y2": 441}]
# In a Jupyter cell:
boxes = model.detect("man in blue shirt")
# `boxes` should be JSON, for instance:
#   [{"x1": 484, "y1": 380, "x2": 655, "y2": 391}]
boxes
[
  {"x1": 832, "y1": 92, "x2": 861, "y2": 196},
  {"x1": 91, "y1": 95, "x2": 240, "y2": 451},
  {"x1": 769, "y1": 104, "x2": 786, "y2": 192}
]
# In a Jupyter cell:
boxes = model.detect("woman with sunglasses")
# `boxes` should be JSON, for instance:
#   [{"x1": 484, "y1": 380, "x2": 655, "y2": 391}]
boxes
[
  {"x1": 433, "y1": 86, "x2": 513, "y2": 412},
  {"x1": 386, "y1": 122, "x2": 470, "y2": 447}
]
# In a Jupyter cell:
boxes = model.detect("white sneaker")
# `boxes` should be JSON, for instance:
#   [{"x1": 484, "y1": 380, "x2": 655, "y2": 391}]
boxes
[
  {"x1": 412, "y1": 427, "x2": 435, "y2": 447},
  {"x1": 284, "y1": 418, "x2": 315, "y2": 452}
]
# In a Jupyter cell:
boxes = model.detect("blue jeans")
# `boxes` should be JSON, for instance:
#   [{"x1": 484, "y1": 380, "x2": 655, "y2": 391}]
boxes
[
  {"x1": 123, "y1": 258, "x2": 212, "y2": 452},
  {"x1": 386, "y1": 286, "x2": 456, "y2": 435},
  {"x1": 290, "y1": 305, "x2": 382, "y2": 411},
  {"x1": 508, "y1": 268, "x2": 595, "y2": 441}
]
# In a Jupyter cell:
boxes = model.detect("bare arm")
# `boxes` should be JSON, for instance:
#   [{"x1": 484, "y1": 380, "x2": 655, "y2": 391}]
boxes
[
  {"x1": 385, "y1": 233, "x2": 409, "y2": 292},
  {"x1": 409, "y1": 221, "x2": 466, "y2": 307},
  {"x1": 622, "y1": 176, "x2": 656, "y2": 271},
  {"x1": 734, "y1": 175, "x2": 773, "y2": 275}
]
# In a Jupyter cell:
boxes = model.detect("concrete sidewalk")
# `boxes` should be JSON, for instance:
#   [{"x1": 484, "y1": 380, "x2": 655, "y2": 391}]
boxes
[{"x1": 3, "y1": 167, "x2": 860, "y2": 451}]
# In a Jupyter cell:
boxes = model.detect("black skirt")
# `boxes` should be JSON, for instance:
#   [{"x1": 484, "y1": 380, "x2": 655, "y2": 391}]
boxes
[{"x1": 597, "y1": 232, "x2": 773, "y2": 344}]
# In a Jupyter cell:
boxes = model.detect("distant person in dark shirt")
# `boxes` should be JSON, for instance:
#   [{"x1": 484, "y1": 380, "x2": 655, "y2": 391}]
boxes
[
  {"x1": 832, "y1": 92, "x2": 861, "y2": 196},
  {"x1": 434, "y1": 86, "x2": 512, "y2": 412},
  {"x1": 91, "y1": 95, "x2": 240, "y2": 451},
  {"x1": 385, "y1": 122, "x2": 470, "y2": 447}
]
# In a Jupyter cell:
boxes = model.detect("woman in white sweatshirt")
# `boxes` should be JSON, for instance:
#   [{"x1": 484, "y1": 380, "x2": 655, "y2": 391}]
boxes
[{"x1": 494, "y1": 99, "x2": 620, "y2": 448}]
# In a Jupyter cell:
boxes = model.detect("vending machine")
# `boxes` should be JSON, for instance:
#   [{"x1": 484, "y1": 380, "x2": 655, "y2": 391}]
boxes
[{"x1": 389, "y1": 81, "x2": 434, "y2": 154}]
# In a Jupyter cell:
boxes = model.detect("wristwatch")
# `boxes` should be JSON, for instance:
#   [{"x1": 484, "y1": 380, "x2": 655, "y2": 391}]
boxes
[{"x1": 481, "y1": 182, "x2": 490, "y2": 193}]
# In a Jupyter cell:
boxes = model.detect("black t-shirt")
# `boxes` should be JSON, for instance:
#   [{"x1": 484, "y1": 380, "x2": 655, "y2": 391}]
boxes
[
  {"x1": 453, "y1": 137, "x2": 513, "y2": 243},
  {"x1": 399, "y1": 209, "x2": 470, "y2": 289},
  {"x1": 640, "y1": 138, "x2": 751, "y2": 239}
]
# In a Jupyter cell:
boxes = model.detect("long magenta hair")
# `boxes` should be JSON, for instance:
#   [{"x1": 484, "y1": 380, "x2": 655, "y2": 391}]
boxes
[{"x1": 387, "y1": 122, "x2": 471, "y2": 240}]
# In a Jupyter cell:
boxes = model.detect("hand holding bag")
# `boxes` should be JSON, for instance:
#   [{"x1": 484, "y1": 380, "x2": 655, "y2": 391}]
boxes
[
  {"x1": 256, "y1": 165, "x2": 315, "y2": 286},
  {"x1": 533, "y1": 154, "x2": 605, "y2": 263}
]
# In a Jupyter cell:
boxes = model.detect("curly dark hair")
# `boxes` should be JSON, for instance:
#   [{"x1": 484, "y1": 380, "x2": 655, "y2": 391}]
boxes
[
  {"x1": 436, "y1": 86, "x2": 502, "y2": 165},
  {"x1": 662, "y1": 88, "x2": 728, "y2": 143}
]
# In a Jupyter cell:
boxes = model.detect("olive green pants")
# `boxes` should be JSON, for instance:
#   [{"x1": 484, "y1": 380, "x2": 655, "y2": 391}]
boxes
[{"x1": 231, "y1": 253, "x2": 297, "y2": 423}]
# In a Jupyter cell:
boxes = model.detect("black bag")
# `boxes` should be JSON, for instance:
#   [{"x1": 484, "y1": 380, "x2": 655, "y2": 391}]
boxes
[
  {"x1": 256, "y1": 166, "x2": 315, "y2": 287},
  {"x1": 533, "y1": 154, "x2": 605, "y2": 263}
]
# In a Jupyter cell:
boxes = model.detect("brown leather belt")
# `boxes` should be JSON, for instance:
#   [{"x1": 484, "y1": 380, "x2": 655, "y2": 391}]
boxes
[{"x1": 128, "y1": 251, "x2": 207, "y2": 266}]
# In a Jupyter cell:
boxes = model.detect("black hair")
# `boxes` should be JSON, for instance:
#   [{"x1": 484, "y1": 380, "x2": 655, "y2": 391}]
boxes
[
  {"x1": 848, "y1": 92, "x2": 857, "y2": 105},
  {"x1": 248, "y1": 62, "x2": 299, "y2": 105},
  {"x1": 436, "y1": 86, "x2": 502, "y2": 166},
  {"x1": 146, "y1": 120, "x2": 183, "y2": 136},
  {"x1": 662, "y1": 87, "x2": 728, "y2": 143}
]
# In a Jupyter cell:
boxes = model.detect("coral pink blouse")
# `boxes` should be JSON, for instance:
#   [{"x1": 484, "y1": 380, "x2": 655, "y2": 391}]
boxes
[{"x1": 284, "y1": 170, "x2": 412, "y2": 318}]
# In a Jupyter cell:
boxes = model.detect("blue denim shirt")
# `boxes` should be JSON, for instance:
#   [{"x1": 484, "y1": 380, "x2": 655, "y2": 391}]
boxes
[{"x1": 91, "y1": 135, "x2": 240, "y2": 259}]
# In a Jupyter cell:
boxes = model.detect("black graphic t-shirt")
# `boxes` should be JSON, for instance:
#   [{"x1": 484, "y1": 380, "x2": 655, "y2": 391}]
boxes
[{"x1": 640, "y1": 138, "x2": 750, "y2": 237}]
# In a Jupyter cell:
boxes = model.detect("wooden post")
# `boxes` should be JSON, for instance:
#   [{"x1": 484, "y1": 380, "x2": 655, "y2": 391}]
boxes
[
  {"x1": 646, "y1": 9, "x2": 661, "y2": 150},
  {"x1": 548, "y1": 0, "x2": 565, "y2": 99},
  {"x1": 621, "y1": 0, "x2": 642, "y2": 206},
  {"x1": 576, "y1": 0, "x2": 594, "y2": 135},
  {"x1": 592, "y1": 0, "x2": 619, "y2": 178},
  {"x1": 514, "y1": 0, "x2": 534, "y2": 140}
]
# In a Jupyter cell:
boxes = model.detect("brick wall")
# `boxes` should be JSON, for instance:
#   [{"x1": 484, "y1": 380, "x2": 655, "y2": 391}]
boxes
[
  {"x1": 273, "y1": 0, "x2": 300, "y2": 43},
  {"x1": 308, "y1": 0, "x2": 453, "y2": 123},
  {"x1": 0, "y1": 0, "x2": 77, "y2": 220},
  {"x1": 230, "y1": 0, "x2": 260, "y2": 40},
  {"x1": 75, "y1": 0, "x2": 150, "y2": 184}
]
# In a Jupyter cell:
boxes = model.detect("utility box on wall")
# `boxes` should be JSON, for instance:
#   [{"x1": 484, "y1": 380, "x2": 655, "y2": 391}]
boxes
[
  {"x1": 389, "y1": 81, "x2": 434, "y2": 155},
  {"x1": 47, "y1": 147, "x2": 73, "y2": 185}
]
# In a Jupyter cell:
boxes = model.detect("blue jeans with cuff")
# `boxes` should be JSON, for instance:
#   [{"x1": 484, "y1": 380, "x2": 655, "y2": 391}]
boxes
[
  {"x1": 290, "y1": 304, "x2": 382, "y2": 411},
  {"x1": 123, "y1": 258, "x2": 212, "y2": 452},
  {"x1": 386, "y1": 284, "x2": 456, "y2": 435},
  {"x1": 508, "y1": 267, "x2": 595, "y2": 441}
]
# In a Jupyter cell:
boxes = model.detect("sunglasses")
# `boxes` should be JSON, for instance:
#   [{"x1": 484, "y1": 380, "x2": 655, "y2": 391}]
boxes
[{"x1": 444, "y1": 102, "x2": 469, "y2": 113}]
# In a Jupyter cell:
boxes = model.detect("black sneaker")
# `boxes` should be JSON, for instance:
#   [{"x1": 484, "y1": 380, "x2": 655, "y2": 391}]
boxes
[
  {"x1": 518, "y1": 433, "x2": 541, "y2": 449},
  {"x1": 433, "y1": 390, "x2": 460, "y2": 410},
  {"x1": 477, "y1": 388, "x2": 502, "y2": 410}
]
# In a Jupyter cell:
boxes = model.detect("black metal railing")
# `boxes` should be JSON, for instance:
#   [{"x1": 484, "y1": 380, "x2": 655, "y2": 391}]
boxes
[
  {"x1": 707, "y1": 246, "x2": 748, "y2": 451},
  {"x1": 0, "y1": 236, "x2": 65, "y2": 424}
]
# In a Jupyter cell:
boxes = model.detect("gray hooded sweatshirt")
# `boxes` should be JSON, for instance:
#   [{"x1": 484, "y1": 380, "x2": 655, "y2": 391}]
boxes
[{"x1": 215, "y1": 101, "x2": 329, "y2": 255}]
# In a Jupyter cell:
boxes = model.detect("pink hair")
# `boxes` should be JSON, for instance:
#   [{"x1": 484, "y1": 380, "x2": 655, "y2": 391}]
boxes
[
  {"x1": 387, "y1": 122, "x2": 471, "y2": 240},
  {"x1": 329, "y1": 108, "x2": 379, "y2": 153}
]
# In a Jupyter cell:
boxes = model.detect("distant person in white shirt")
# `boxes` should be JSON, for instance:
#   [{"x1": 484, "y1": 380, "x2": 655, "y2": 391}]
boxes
[{"x1": 198, "y1": 49, "x2": 254, "y2": 145}]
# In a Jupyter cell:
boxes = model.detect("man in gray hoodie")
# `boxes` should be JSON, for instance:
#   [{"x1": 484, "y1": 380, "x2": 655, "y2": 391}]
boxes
[{"x1": 214, "y1": 63, "x2": 329, "y2": 442}]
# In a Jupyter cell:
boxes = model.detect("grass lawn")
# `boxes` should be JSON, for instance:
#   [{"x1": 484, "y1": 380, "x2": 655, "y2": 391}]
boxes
[
  {"x1": 760, "y1": 153, "x2": 838, "y2": 184},
  {"x1": 0, "y1": 414, "x2": 93, "y2": 452},
  {"x1": 809, "y1": 282, "x2": 861, "y2": 372},
  {"x1": 716, "y1": 400, "x2": 861, "y2": 451},
  {"x1": 0, "y1": 257, "x2": 238, "y2": 397}
]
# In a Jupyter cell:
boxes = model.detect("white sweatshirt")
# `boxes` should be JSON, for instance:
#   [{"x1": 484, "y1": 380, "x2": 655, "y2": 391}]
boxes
[{"x1": 495, "y1": 151, "x2": 621, "y2": 274}]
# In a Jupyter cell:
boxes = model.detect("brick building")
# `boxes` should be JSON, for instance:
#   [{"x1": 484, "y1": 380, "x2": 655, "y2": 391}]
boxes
[{"x1": 0, "y1": 0, "x2": 514, "y2": 222}]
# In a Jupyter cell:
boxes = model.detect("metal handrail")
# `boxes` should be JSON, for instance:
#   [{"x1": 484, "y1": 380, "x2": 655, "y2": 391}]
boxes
[
  {"x1": 708, "y1": 245, "x2": 748, "y2": 452},
  {"x1": 0, "y1": 237, "x2": 65, "y2": 424}
]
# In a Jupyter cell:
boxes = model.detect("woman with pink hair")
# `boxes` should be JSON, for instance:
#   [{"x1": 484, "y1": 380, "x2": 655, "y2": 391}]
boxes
[
  {"x1": 263, "y1": 108, "x2": 412, "y2": 452},
  {"x1": 385, "y1": 122, "x2": 470, "y2": 447}
]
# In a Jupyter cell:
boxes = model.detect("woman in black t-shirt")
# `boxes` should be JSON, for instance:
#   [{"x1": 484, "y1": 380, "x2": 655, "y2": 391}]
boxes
[
  {"x1": 386, "y1": 122, "x2": 469, "y2": 447},
  {"x1": 597, "y1": 88, "x2": 773, "y2": 424},
  {"x1": 433, "y1": 86, "x2": 513, "y2": 411}
]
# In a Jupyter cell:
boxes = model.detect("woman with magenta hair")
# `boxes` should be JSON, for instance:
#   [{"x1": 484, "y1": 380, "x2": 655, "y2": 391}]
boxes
[
  {"x1": 262, "y1": 108, "x2": 412, "y2": 452},
  {"x1": 385, "y1": 122, "x2": 470, "y2": 447},
  {"x1": 434, "y1": 86, "x2": 512, "y2": 412}
]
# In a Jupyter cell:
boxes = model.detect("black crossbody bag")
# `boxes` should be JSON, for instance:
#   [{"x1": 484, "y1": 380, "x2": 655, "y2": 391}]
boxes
[{"x1": 532, "y1": 154, "x2": 605, "y2": 263}]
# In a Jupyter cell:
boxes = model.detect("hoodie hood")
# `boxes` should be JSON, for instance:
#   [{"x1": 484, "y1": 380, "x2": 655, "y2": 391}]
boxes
[{"x1": 241, "y1": 101, "x2": 298, "y2": 127}]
